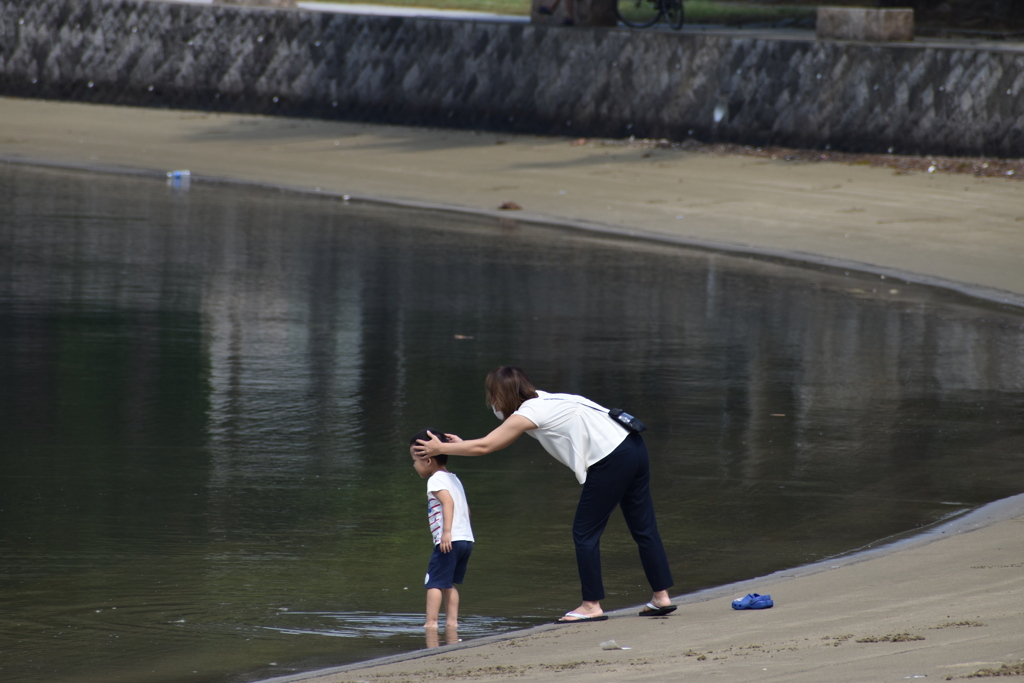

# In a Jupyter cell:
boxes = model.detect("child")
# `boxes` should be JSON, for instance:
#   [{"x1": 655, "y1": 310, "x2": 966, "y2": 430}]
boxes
[{"x1": 409, "y1": 428, "x2": 474, "y2": 630}]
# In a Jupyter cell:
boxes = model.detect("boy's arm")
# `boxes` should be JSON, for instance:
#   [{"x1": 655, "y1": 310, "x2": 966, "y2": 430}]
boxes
[{"x1": 432, "y1": 489, "x2": 455, "y2": 553}]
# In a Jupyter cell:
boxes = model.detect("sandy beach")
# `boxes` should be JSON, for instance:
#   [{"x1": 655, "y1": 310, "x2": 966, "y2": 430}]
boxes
[{"x1": 2, "y1": 96, "x2": 1023, "y2": 683}]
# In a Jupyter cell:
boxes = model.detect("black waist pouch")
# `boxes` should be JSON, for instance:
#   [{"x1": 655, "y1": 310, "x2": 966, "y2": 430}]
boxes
[{"x1": 608, "y1": 408, "x2": 646, "y2": 433}]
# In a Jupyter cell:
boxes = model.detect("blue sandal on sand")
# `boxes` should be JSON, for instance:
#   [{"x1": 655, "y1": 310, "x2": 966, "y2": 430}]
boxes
[
  {"x1": 556, "y1": 611, "x2": 609, "y2": 623},
  {"x1": 732, "y1": 593, "x2": 773, "y2": 610}
]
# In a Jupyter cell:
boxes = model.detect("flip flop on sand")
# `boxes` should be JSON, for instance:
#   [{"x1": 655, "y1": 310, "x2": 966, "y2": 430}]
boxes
[
  {"x1": 639, "y1": 602, "x2": 677, "y2": 616},
  {"x1": 556, "y1": 611, "x2": 609, "y2": 623}
]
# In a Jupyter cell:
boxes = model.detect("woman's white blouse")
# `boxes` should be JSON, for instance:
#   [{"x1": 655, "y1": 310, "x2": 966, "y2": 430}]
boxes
[{"x1": 514, "y1": 390, "x2": 629, "y2": 484}]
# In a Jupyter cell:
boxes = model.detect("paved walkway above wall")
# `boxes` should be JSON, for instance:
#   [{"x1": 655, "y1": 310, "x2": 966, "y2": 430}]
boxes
[{"x1": 1, "y1": 0, "x2": 1023, "y2": 155}]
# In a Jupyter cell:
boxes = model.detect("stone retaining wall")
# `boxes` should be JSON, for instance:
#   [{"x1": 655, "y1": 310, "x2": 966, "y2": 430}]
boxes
[{"x1": 2, "y1": 0, "x2": 1023, "y2": 156}]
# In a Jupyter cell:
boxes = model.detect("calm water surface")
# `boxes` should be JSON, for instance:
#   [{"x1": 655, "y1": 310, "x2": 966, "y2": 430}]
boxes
[{"x1": 1, "y1": 165, "x2": 1023, "y2": 683}]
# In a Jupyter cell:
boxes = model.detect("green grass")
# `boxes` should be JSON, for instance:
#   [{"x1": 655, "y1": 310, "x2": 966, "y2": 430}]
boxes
[
  {"x1": 308, "y1": 0, "x2": 530, "y2": 14},
  {"x1": 307, "y1": 0, "x2": 816, "y2": 24},
  {"x1": 687, "y1": 0, "x2": 814, "y2": 25}
]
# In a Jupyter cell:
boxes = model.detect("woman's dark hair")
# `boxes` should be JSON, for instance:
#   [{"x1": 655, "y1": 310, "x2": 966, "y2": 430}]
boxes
[
  {"x1": 410, "y1": 428, "x2": 449, "y2": 465},
  {"x1": 485, "y1": 366, "x2": 539, "y2": 419}
]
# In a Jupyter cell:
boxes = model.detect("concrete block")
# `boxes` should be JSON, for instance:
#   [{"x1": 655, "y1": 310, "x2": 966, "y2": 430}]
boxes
[{"x1": 816, "y1": 7, "x2": 914, "y2": 42}]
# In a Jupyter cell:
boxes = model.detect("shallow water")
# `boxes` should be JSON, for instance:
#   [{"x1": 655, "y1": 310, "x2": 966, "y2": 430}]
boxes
[{"x1": 1, "y1": 164, "x2": 1023, "y2": 683}]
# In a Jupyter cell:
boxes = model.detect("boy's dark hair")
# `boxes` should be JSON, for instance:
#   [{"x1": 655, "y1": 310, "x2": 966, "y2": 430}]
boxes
[{"x1": 410, "y1": 428, "x2": 449, "y2": 466}]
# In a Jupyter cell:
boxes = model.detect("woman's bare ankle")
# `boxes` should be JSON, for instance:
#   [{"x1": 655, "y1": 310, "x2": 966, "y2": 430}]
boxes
[
  {"x1": 650, "y1": 590, "x2": 672, "y2": 607},
  {"x1": 572, "y1": 600, "x2": 603, "y2": 616}
]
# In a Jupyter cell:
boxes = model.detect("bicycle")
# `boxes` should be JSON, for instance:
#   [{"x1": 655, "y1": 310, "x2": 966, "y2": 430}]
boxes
[{"x1": 615, "y1": 0, "x2": 684, "y2": 29}]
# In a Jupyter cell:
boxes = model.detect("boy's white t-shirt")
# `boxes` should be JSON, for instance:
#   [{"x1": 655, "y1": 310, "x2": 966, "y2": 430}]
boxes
[
  {"x1": 514, "y1": 390, "x2": 629, "y2": 485},
  {"x1": 426, "y1": 470, "x2": 474, "y2": 546}
]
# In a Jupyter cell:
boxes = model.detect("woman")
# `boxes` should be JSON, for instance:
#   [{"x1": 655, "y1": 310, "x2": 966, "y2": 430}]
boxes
[{"x1": 414, "y1": 366, "x2": 675, "y2": 623}]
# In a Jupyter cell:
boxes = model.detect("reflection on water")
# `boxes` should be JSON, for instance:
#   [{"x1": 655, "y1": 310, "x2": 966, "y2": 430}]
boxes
[
  {"x1": 1, "y1": 164, "x2": 1023, "y2": 683},
  {"x1": 264, "y1": 610, "x2": 492, "y2": 642}
]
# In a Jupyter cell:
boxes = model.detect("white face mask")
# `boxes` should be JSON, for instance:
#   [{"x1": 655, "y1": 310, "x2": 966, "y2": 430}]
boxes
[{"x1": 491, "y1": 405, "x2": 505, "y2": 421}]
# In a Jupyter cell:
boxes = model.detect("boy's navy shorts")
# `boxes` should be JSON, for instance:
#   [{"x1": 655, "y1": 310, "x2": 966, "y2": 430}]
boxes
[{"x1": 424, "y1": 541, "x2": 473, "y2": 590}]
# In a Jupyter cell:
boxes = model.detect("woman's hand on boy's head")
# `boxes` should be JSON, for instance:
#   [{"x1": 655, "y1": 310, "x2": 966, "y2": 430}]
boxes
[
  {"x1": 444, "y1": 433, "x2": 462, "y2": 443},
  {"x1": 414, "y1": 432, "x2": 443, "y2": 457}
]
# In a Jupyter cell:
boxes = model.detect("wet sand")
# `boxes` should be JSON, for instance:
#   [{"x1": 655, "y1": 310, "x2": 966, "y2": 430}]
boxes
[{"x1": 2, "y1": 96, "x2": 1023, "y2": 683}]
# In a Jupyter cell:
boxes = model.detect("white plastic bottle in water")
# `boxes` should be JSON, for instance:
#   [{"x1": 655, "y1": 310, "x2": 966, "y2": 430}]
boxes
[{"x1": 167, "y1": 170, "x2": 191, "y2": 188}]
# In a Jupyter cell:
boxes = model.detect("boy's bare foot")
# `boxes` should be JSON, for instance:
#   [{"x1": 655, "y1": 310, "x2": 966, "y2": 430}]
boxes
[
  {"x1": 424, "y1": 621, "x2": 439, "y2": 629},
  {"x1": 445, "y1": 620, "x2": 458, "y2": 630}
]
